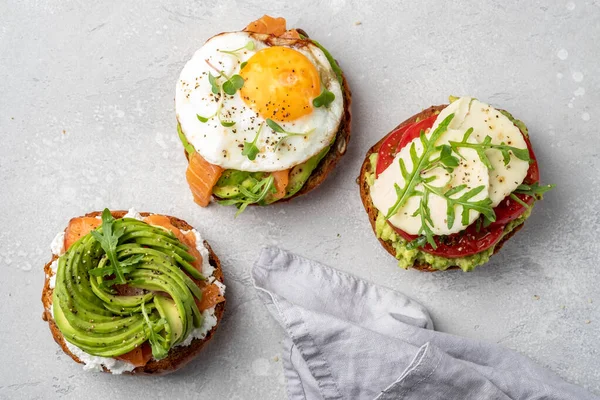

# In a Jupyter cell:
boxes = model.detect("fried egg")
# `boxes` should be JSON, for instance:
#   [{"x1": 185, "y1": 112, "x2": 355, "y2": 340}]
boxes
[{"x1": 176, "y1": 31, "x2": 344, "y2": 172}]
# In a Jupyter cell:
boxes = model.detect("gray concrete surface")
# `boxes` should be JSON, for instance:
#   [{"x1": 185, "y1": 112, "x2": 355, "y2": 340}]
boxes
[{"x1": 1, "y1": 0, "x2": 598, "y2": 399}]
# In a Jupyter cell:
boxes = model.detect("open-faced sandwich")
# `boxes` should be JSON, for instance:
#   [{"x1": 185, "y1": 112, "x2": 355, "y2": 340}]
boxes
[
  {"x1": 359, "y1": 96, "x2": 554, "y2": 272},
  {"x1": 42, "y1": 208, "x2": 225, "y2": 374},
  {"x1": 176, "y1": 15, "x2": 351, "y2": 214}
]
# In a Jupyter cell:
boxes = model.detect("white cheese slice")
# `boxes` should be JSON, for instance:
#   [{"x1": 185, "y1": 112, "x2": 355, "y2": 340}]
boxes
[
  {"x1": 433, "y1": 97, "x2": 529, "y2": 206},
  {"x1": 371, "y1": 129, "x2": 490, "y2": 236}
]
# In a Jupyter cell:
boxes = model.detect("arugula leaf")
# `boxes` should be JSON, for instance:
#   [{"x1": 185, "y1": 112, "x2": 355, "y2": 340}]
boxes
[
  {"x1": 141, "y1": 302, "x2": 169, "y2": 360},
  {"x1": 422, "y1": 144, "x2": 460, "y2": 174},
  {"x1": 120, "y1": 254, "x2": 145, "y2": 267},
  {"x1": 240, "y1": 61, "x2": 248, "y2": 69},
  {"x1": 217, "y1": 175, "x2": 275, "y2": 216},
  {"x1": 449, "y1": 128, "x2": 531, "y2": 169},
  {"x1": 514, "y1": 182, "x2": 556, "y2": 198},
  {"x1": 90, "y1": 209, "x2": 127, "y2": 284},
  {"x1": 242, "y1": 123, "x2": 264, "y2": 161},
  {"x1": 313, "y1": 86, "x2": 335, "y2": 108},
  {"x1": 385, "y1": 113, "x2": 455, "y2": 219},
  {"x1": 423, "y1": 183, "x2": 496, "y2": 227},
  {"x1": 89, "y1": 254, "x2": 144, "y2": 277},
  {"x1": 405, "y1": 235, "x2": 428, "y2": 251},
  {"x1": 438, "y1": 144, "x2": 460, "y2": 170},
  {"x1": 412, "y1": 190, "x2": 437, "y2": 248},
  {"x1": 222, "y1": 75, "x2": 244, "y2": 95},
  {"x1": 509, "y1": 193, "x2": 531, "y2": 209},
  {"x1": 406, "y1": 183, "x2": 495, "y2": 251},
  {"x1": 208, "y1": 73, "x2": 220, "y2": 94}
]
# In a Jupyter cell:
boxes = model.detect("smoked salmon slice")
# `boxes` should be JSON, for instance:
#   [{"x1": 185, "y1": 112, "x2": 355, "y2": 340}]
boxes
[
  {"x1": 115, "y1": 342, "x2": 153, "y2": 367},
  {"x1": 64, "y1": 217, "x2": 102, "y2": 251},
  {"x1": 244, "y1": 15, "x2": 287, "y2": 36},
  {"x1": 143, "y1": 214, "x2": 203, "y2": 272},
  {"x1": 185, "y1": 152, "x2": 223, "y2": 208},
  {"x1": 195, "y1": 283, "x2": 225, "y2": 312},
  {"x1": 279, "y1": 29, "x2": 301, "y2": 39},
  {"x1": 271, "y1": 169, "x2": 290, "y2": 200},
  {"x1": 244, "y1": 15, "x2": 301, "y2": 39}
]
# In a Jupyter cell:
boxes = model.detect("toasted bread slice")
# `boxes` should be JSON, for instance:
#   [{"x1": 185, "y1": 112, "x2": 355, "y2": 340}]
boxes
[
  {"x1": 358, "y1": 105, "x2": 525, "y2": 272},
  {"x1": 178, "y1": 28, "x2": 352, "y2": 206},
  {"x1": 41, "y1": 210, "x2": 225, "y2": 374}
]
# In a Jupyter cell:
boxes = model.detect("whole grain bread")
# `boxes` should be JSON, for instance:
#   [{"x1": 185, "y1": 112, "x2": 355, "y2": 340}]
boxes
[
  {"x1": 179, "y1": 28, "x2": 352, "y2": 206},
  {"x1": 358, "y1": 105, "x2": 524, "y2": 272},
  {"x1": 41, "y1": 210, "x2": 225, "y2": 375}
]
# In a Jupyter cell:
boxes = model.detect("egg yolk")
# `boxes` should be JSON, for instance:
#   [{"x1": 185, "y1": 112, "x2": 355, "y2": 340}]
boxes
[{"x1": 239, "y1": 46, "x2": 320, "y2": 122}]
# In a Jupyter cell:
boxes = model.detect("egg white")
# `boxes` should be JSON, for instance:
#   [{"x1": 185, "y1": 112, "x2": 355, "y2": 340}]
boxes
[{"x1": 175, "y1": 31, "x2": 344, "y2": 172}]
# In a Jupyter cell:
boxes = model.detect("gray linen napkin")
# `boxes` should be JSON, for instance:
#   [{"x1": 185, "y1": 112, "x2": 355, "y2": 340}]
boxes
[{"x1": 252, "y1": 247, "x2": 597, "y2": 400}]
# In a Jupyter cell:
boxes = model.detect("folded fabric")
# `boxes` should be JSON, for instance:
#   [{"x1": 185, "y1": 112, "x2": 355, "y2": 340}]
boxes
[{"x1": 252, "y1": 247, "x2": 597, "y2": 400}]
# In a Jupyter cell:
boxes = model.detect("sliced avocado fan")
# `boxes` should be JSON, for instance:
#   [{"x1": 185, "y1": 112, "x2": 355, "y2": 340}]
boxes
[{"x1": 52, "y1": 212, "x2": 204, "y2": 359}]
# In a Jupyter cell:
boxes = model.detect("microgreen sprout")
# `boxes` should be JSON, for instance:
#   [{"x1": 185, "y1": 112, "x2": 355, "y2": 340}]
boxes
[
  {"x1": 266, "y1": 119, "x2": 315, "y2": 151},
  {"x1": 242, "y1": 123, "x2": 264, "y2": 161},
  {"x1": 313, "y1": 86, "x2": 335, "y2": 108},
  {"x1": 219, "y1": 41, "x2": 255, "y2": 58}
]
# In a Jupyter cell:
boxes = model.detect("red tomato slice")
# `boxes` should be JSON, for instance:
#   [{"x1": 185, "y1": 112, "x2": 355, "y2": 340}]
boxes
[
  {"x1": 379, "y1": 112, "x2": 540, "y2": 258},
  {"x1": 492, "y1": 194, "x2": 534, "y2": 226},
  {"x1": 397, "y1": 115, "x2": 438, "y2": 154},
  {"x1": 390, "y1": 220, "x2": 504, "y2": 258},
  {"x1": 523, "y1": 135, "x2": 539, "y2": 183},
  {"x1": 375, "y1": 115, "x2": 437, "y2": 176},
  {"x1": 375, "y1": 125, "x2": 411, "y2": 176}
]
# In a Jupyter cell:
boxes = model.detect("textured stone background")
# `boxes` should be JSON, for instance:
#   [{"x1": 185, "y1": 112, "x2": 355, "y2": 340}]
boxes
[{"x1": 0, "y1": 0, "x2": 598, "y2": 398}]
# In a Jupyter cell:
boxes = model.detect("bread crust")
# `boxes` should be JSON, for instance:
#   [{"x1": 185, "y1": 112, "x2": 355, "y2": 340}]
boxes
[
  {"x1": 178, "y1": 28, "x2": 352, "y2": 206},
  {"x1": 41, "y1": 210, "x2": 225, "y2": 375},
  {"x1": 358, "y1": 105, "x2": 525, "y2": 272}
]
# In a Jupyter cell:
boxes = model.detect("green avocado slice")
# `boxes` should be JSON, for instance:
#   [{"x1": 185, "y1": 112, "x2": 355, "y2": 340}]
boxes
[
  {"x1": 283, "y1": 144, "x2": 331, "y2": 199},
  {"x1": 154, "y1": 295, "x2": 184, "y2": 345},
  {"x1": 210, "y1": 143, "x2": 332, "y2": 206},
  {"x1": 52, "y1": 212, "x2": 205, "y2": 359}
]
